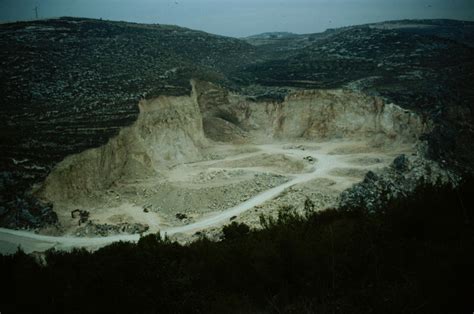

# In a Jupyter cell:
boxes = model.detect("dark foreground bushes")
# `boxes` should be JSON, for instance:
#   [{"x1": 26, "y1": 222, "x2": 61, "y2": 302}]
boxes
[{"x1": 1, "y1": 179, "x2": 473, "y2": 313}]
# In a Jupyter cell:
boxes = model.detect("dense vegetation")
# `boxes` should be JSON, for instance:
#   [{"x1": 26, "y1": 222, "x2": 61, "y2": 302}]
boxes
[{"x1": 1, "y1": 179, "x2": 473, "y2": 313}]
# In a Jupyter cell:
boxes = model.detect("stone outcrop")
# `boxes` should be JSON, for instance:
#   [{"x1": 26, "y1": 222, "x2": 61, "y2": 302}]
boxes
[{"x1": 339, "y1": 150, "x2": 458, "y2": 213}]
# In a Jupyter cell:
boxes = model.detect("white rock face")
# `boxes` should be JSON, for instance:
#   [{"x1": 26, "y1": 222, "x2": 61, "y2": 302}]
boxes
[
  {"x1": 229, "y1": 89, "x2": 427, "y2": 144},
  {"x1": 37, "y1": 85, "x2": 207, "y2": 203}
]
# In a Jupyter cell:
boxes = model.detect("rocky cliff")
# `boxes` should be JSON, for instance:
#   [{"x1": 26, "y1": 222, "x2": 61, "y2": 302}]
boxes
[
  {"x1": 198, "y1": 83, "x2": 427, "y2": 145},
  {"x1": 37, "y1": 82, "x2": 207, "y2": 204}
]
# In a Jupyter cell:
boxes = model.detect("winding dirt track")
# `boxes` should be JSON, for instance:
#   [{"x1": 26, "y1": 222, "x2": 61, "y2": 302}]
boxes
[{"x1": 0, "y1": 142, "x2": 389, "y2": 254}]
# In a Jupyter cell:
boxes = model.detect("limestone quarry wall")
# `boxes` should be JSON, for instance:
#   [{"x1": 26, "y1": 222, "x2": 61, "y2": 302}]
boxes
[
  {"x1": 37, "y1": 89, "x2": 207, "y2": 203},
  {"x1": 211, "y1": 89, "x2": 428, "y2": 144}
]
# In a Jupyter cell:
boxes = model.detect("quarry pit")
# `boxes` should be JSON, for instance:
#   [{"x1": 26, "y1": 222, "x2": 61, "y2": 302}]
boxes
[{"x1": 31, "y1": 80, "x2": 428, "y2": 242}]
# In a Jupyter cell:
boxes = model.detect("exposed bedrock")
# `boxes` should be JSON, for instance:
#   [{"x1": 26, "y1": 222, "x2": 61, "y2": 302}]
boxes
[
  {"x1": 196, "y1": 81, "x2": 428, "y2": 144},
  {"x1": 37, "y1": 82, "x2": 207, "y2": 203}
]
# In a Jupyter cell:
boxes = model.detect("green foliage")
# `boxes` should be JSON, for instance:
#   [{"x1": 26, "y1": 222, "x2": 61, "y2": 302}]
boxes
[
  {"x1": 221, "y1": 221, "x2": 250, "y2": 241},
  {"x1": 137, "y1": 232, "x2": 167, "y2": 248},
  {"x1": 1, "y1": 178, "x2": 473, "y2": 313}
]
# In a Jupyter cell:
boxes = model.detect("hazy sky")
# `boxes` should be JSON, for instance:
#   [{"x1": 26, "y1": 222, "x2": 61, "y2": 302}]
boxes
[{"x1": 1, "y1": 0, "x2": 473, "y2": 37}]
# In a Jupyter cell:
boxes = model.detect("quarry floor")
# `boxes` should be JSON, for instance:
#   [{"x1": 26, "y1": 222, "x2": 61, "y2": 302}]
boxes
[{"x1": 0, "y1": 139, "x2": 415, "y2": 254}]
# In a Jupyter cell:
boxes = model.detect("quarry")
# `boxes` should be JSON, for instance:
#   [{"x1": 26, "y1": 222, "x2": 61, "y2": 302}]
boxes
[
  {"x1": 1, "y1": 15, "x2": 472, "y2": 314},
  {"x1": 1, "y1": 18, "x2": 472, "y2": 245},
  {"x1": 14, "y1": 79, "x2": 448, "y2": 247}
]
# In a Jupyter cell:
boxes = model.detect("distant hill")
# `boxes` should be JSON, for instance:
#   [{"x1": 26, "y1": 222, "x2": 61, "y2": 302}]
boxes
[
  {"x1": 243, "y1": 19, "x2": 474, "y2": 52},
  {"x1": 367, "y1": 19, "x2": 474, "y2": 47},
  {"x1": 245, "y1": 31, "x2": 298, "y2": 39},
  {"x1": 243, "y1": 29, "x2": 346, "y2": 54}
]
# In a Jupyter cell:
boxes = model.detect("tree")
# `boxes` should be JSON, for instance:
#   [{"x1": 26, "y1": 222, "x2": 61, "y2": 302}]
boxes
[{"x1": 221, "y1": 222, "x2": 250, "y2": 241}]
